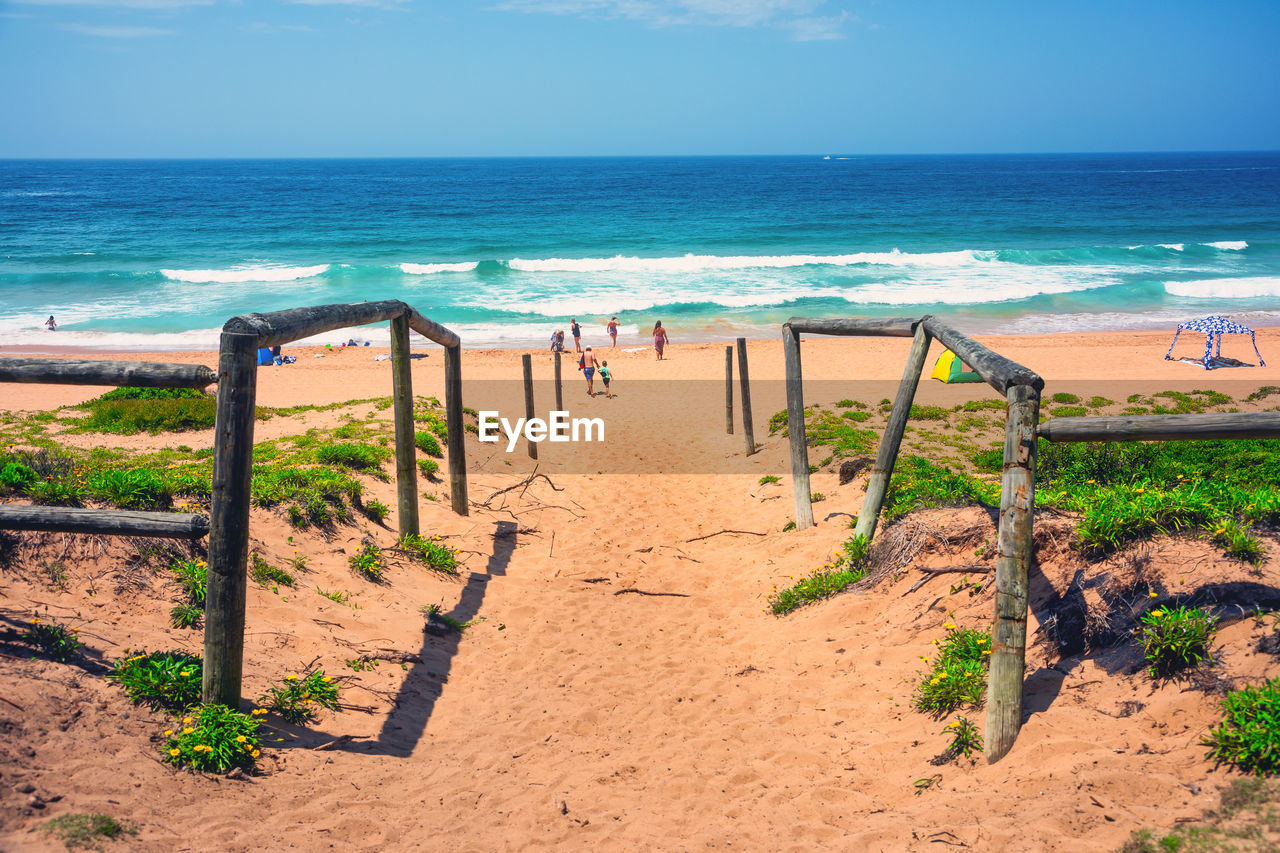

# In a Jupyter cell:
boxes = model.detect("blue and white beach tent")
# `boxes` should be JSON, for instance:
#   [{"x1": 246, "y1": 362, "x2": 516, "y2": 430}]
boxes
[{"x1": 1164, "y1": 315, "x2": 1266, "y2": 370}]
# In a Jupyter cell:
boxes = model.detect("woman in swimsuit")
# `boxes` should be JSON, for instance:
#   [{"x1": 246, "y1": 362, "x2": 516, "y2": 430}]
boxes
[{"x1": 652, "y1": 320, "x2": 669, "y2": 361}]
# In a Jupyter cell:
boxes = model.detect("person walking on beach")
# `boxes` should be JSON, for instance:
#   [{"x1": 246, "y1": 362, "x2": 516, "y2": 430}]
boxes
[
  {"x1": 582, "y1": 346, "x2": 599, "y2": 396},
  {"x1": 45, "y1": 315, "x2": 56, "y2": 331},
  {"x1": 607, "y1": 317, "x2": 619, "y2": 347},
  {"x1": 571, "y1": 318, "x2": 582, "y2": 353},
  {"x1": 652, "y1": 320, "x2": 669, "y2": 361},
  {"x1": 599, "y1": 360, "x2": 612, "y2": 398}
]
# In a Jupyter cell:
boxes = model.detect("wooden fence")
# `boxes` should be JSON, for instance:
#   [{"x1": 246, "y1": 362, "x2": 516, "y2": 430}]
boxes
[
  {"x1": 1, "y1": 300, "x2": 468, "y2": 710},
  {"x1": 781, "y1": 315, "x2": 1044, "y2": 763}
]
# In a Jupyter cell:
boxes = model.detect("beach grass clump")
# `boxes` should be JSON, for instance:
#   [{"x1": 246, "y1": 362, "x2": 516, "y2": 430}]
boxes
[
  {"x1": 169, "y1": 602, "x2": 203, "y2": 630},
  {"x1": 0, "y1": 460, "x2": 38, "y2": 493},
  {"x1": 362, "y1": 498, "x2": 391, "y2": 524},
  {"x1": 252, "y1": 465, "x2": 360, "y2": 529},
  {"x1": 261, "y1": 671, "x2": 339, "y2": 724},
  {"x1": 87, "y1": 468, "x2": 168, "y2": 509},
  {"x1": 74, "y1": 388, "x2": 220, "y2": 435},
  {"x1": 163, "y1": 704, "x2": 261, "y2": 773},
  {"x1": 759, "y1": 474, "x2": 780, "y2": 485},
  {"x1": 1138, "y1": 605, "x2": 1217, "y2": 678},
  {"x1": 909, "y1": 404, "x2": 949, "y2": 421},
  {"x1": 250, "y1": 552, "x2": 296, "y2": 589},
  {"x1": 883, "y1": 456, "x2": 998, "y2": 523},
  {"x1": 1203, "y1": 680, "x2": 1280, "y2": 776},
  {"x1": 1122, "y1": 777, "x2": 1280, "y2": 852},
  {"x1": 1210, "y1": 518, "x2": 1267, "y2": 565},
  {"x1": 914, "y1": 623, "x2": 991, "y2": 716},
  {"x1": 349, "y1": 543, "x2": 385, "y2": 582},
  {"x1": 169, "y1": 559, "x2": 207, "y2": 608},
  {"x1": 941, "y1": 716, "x2": 983, "y2": 760},
  {"x1": 418, "y1": 458, "x2": 440, "y2": 480},
  {"x1": 315, "y1": 441, "x2": 391, "y2": 475},
  {"x1": 414, "y1": 430, "x2": 444, "y2": 458},
  {"x1": 41, "y1": 813, "x2": 137, "y2": 850},
  {"x1": 1050, "y1": 392, "x2": 1081, "y2": 404},
  {"x1": 400, "y1": 533, "x2": 459, "y2": 575},
  {"x1": 21, "y1": 617, "x2": 83, "y2": 662},
  {"x1": 1049, "y1": 405, "x2": 1087, "y2": 418},
  {"x1": 109, "y1": 650, "x2": 202, "y2": 711},
  {"x1": 769, "y1": 535, "x2": 869, "y2": 615}
]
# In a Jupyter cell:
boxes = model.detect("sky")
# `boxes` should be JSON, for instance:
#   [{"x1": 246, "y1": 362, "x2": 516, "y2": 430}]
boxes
[{"x1": 0, "y1": 0, "x2": 1278, "y2": 157}]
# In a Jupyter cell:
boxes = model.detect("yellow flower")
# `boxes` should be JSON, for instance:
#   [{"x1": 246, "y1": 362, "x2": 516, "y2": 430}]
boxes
[
  {"x1": 1086, "y1": 479, "x2": 1096, "y2": 484},
  {"x1": 183, "y1": 717, "x2": 193, "y2": 724},
  {"x1": 930, "y1": 678, "x2": 939, "y2": 685},
  {"x1": 944, "y1": 622, "x2": 956, "y2": 630},
  {"x1": 244, "y1": 743, "x2": 253, "y2": 751},
  {"x1": 1135, "y1": 487, "x2": 1145, "y2": 494},
  {"x1": 183, "y1": 727, "x2": 194, "y2": 735},
  {"x1": 1149, "y1": 591, "x2": 1159, "y2": 599},
  {"x1": 236, "y1": 735, "x2": 247, "y2": 743},
  {"x1": 939, "y1": 672, "x2": 949, "y2": 679},
  {"x1": 285, "y1": 674, "x2": 298, "y2": 681},
  {"x1": 251, "y1": 749, "x2": 261, "y2": 758},
  {"x1": 947, "y1": 721, "x2": 960, "y2": 728},
  {"x1": 982, "y1": 650, "x2": 992, "y2": 656},
  {"x1": 164, "y1": 730, "x2": 173, "y2": 736},
  {"x1": 322, "y1": 676, "x2": 332, "y2": 683},
  {"x1": 170, "y1": 749, "x2": 180, "y2": 756}
]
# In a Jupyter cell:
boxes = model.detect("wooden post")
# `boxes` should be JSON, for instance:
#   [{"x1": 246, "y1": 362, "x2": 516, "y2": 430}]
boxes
[
  {"x1": 1040, "y1": 411, "x2": 1280, "y2": 443},
  {"x1": 522, "y1": 353, "x2": 537, "y2": 460},
  {"x1": 203, "y1": 331, "x2": 259, "y2": 708},
  {"x1": 390, "y1": 314, "x2": 419, "y2": 539},
  {"x1": 782, "y1": 324, "x2": 814, "y2": 529},
  {"x1": 443, "y1": 344, "x2": 468, "y2": 516},
  {"x1": 725, "y1": 345, "x2": 734, "y2": 435},
  {"x1": 554, "y1": 350, "x2": 563, "y2": 412},
  {"x1": 0, "y1": 357, "x2": 215, "y2": 388},
  {"x1": 985, "y1": 383, "x2": 1039, "y2": 763},
  {"x1": 736, "y1": 337, "x2": 755, "y2": 456},
  {"x1": 855, "y1": 324, "x2": 932, "y2": 542}
]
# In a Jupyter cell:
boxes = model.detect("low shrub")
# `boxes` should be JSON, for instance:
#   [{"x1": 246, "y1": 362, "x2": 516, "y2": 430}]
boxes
[
  {"x1": 163, "y1": 704, "x2": 261, "y2": 773},
  {"x1": 21, "y1": 617, "x2": 83, "y2": 662},
  {"x1": 109, "y1": 650, "x2": 202, "y2": 711},
  {"x1": 261, "y1": 670, "x2": 339, "y2": 724},
  {"x1": 414, "y1": 431, "x2": 443, "y2": 458},
  {"x1": 914, "y1": 624, "x2": 991, "y2": 716},
  {"x1": 1203, "y1": 679, "x2": 1280, "y2": 775},
  {"x1": 349, "y1": 544, "x2": 385, "y2": 582},
  {"x1": 770, "y1": 535, "x2": 868, "y2": 615},
  {"x1": 400, "y1": 533, "x2": 458, "y2": 574},
  {"x1": 1138, "y1": 605, "x2": 1217, "y2": 677}
]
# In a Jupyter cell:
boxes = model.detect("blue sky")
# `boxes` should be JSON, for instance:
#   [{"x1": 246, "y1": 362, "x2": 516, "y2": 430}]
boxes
[{"x1": 1, "y1": 0, "x2": 1277, "y2": 157}]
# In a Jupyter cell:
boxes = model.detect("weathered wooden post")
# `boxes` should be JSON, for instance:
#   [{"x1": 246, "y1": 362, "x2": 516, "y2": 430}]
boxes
[
  {"x1": 554, "y1": 350, "x2": 563, "y2": 412},
  {"x1": 782, "y1": 324, "x2": 813, "y2": 529},
  {"x1": 855, "y1": 323, "x2": 932, "y2": 542},
  {"x1": 522, "y1": 353, "x2": 537, "y2": 460},
  {"x1": 203, "y1": 331, "x2": 259, "y2": 707},
  {"x1": 443, "y1": 343, "x2": 468, "y2": 516},
  {"x1": 389, "y1": 313, "x2": 419, "y2": 539},
  {"x1": 725, "y1": 345, "x2": 734, "y2": 435},
  {"x1": 985, "y1": 383, "x2": 1040, "y2": 763},
  {"x1": 736, "y1": 337, "x2": 755, "y2": 456}
]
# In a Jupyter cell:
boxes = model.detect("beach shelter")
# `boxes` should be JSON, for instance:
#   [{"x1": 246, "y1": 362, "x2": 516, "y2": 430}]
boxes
[
  {"x1": 930, "y1": 349, "x2": 982, "y2": 383},
  {"x1": 1163, "y1": 315, "x2": 1266, "y2": 370}
]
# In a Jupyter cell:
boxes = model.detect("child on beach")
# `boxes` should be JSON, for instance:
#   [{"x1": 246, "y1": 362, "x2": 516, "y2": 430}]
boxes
[{"x1": 599, "y1": 361, "x2": 612, "y2": 398}]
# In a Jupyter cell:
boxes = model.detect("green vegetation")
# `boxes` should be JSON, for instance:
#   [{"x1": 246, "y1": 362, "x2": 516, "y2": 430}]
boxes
[
  {"x1": 21, "y1": 617, "x2": 83, "y2": 662},
  {"x1": 1203, "y1": 680, "x2": 1280, "y2": 775},
  {"x1": 941, "y1": 716, "x2": 983, "y2": 759},
  {"x1": 163, "y1": 703, "x2": 261, "y2": 773},
  {"x1": 362, "y1": 498, "x2": 391, "y2": 524},
  {"x1": 40, "y1": 813, "x2": 136, "y2": 850},
  {"x1": 169, "y1": 559, "x2": 207, "y2": 608},
  {"x1": 758, "y1": 474, "x2": 780, "y2": 485},
  {"x1": 914, "y1": 624, "x2": 991, "y2": 716},
  {"x1": 108, "y1": 650, "x2": 202, "y2": 711},
  {"x1": 315, "y1": 442, "x2": 391, "y2": 474},
  {"x1": 769, "y1": 535, "x2": 869, "y2": 615},
  {"x1": 1050, "y1": 392, "x2": 1080, "y2": 404},
  {"x1": 1123, "y1": 777, "x2": 1280, "y2": 852},
  {"x1": 1138, "y1": 605, "x2": 1218, "y2": 677},
  {"x1": 73, "y1": 387, "x2": 221, "y2": 435},
  {"x1": 421, "y1": 603, "x2": 481, "y2": 631},
  {"x1": 400, "y1": 533, "x2": 459, "y2": 574},
  {"x1": 882, "y1": 456, "x2": 997, "y2": 523},
  {"x1": 169, "y1": 602, "x2": 203, "y2": 630},
  {"x1": 418, "y1": 458, "x2": 440, "y2": 479},
  {"x1": 349, "y1": 543, "x2": 385, "y2": 582},
  {"x1": 316, "y1": 587, "x2": 353, "y2": 606},
  {"x1": 250, "y1": 553, "x2": 296, "y2": 589},
  {"x1": 768, "y1": 406, "x2": 877, "y2": 457},
  {"x1": 261, "y1": 670, "x2": 340, "y2": 724},
  {"x1": 908, "y1": 404, "x2": 949, "y2": 420},
  {"x1": 1049, "y1": 405, "x2": 1087, "y2": 418},
  {"x1": 414, "y1": 430, "x2": 443, "y2": 458}
]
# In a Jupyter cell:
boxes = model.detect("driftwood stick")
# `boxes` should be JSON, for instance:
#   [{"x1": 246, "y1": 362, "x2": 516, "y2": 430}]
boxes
[
  {"x1": 685, "y1": 529, "x2": 767, "y2": 543},
  {"x1": 905, "y1": 564, "x2": 992, "y2": 594},
  {"x1": 480, "y1": 469, "x2": 565, "y2": 506}
]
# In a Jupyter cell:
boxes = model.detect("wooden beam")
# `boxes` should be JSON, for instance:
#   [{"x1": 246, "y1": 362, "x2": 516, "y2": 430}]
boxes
[
  {"x1": 985, "y1": 383, "x2": 1039, "y2": 764},
  {"x1": 922, "y1": 317, "x2": 1044, "y2": 395},
  {"x1": 223, "y1": 300, "x2": 407, "y2": 348},
  {"x1": 785, "y1": 317, "x2": 919, "y2": 337},
  {"x1": 443, "y1": 344, "x2": 469, "y2": 516},
  {"x1": 0, "y1": 357, "x2": 214, "y2": 389},
  {"x1": 203, "y1": 331, "x2": 259, "y2": 708},
  {"x1": 736, "y1": 337, "x2": 755, "y2": 456},
  {"x1": 0, "y1": 506, "x2": 208, "y2": 539},
  {"x1": 855, "y1": 323, "x2": 933, "y2": 542},
  {"x1": 402, "y1": 305, "x2": 462, "y2": 349},
  {"x1": 725, "y1": 345, "x2": 734, "y2": 435},
  {"x1": 522, "y1": 353, "x2": 537, "y2": 460},
  {"x1": 782, "y1": 324, "x2": 814, "y2": 530},
  {"x1": 390, "y1": 314, "x2": 419, "y2": 539},
  {"x1": 1041, "y1": 412, "x2": 1280, "y2": 443}
]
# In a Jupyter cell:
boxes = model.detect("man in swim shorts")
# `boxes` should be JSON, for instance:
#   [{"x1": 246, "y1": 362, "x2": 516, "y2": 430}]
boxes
[{"x1": 582, "y1": 347, "x2": 598, "y2": 396}]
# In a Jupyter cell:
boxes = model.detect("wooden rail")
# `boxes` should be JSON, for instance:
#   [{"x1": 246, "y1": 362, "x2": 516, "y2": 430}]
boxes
[
  {"x1": 1041, "y1": 412, "x2": 1280, "y2": 443},
  {"x1": 921, "y1": 317, "x2": 1044, "y2": 394},
  {"x1": 0, "y1": 357, "x2": 215, "y2": 389},
  {"x1": 0, "y1": 505, "x2": 209, "y2": 538}
]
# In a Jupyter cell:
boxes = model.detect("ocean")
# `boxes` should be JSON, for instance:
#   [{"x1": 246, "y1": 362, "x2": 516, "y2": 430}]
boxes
[{"x1": 2, "y1": 153, "x2": 1278, "y2": 350}]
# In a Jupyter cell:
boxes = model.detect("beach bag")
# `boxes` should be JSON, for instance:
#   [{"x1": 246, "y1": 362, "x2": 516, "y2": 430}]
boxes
[{"x1": 578, "y1": 354, "x2": 585, "y2": 371}]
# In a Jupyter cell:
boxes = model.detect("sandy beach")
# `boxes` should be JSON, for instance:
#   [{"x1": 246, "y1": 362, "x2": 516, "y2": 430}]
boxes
[{"x1": 3, "y1": 325, "x2": 1280, "y2": 851}]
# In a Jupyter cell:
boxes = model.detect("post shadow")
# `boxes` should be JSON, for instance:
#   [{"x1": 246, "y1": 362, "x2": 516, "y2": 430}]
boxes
[{"x1": 348, "y1": 519, "x2": 517, "y2": 757}]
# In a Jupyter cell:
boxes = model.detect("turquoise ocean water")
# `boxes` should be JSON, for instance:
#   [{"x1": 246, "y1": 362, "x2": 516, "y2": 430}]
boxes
[{"x1": 2, "y1": 153, "x2": 1278, "y2": 350}]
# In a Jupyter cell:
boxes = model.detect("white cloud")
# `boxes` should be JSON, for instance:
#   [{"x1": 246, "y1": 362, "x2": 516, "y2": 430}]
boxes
[
  {"x1": 62, "y1": 22, "x2": 176, "y2": 35},
  {"x1": 494, "y1": 0, "x2": 851, "y2": 38}
]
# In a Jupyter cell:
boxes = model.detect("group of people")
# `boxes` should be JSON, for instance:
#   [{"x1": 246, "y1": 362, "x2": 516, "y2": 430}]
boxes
[{"x1": 547, "y1": 316, "x2": 673, "y2": 397}]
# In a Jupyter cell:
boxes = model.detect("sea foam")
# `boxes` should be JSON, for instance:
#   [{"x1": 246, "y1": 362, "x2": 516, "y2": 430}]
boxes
[
  {"x1": 399, "y1": 261, "x2": 480, "y2": 274},
  {"x1": 1164, "y1": 277, "x2": 1280, "y2": 298},
  {"x1": 160, "y1": 264, "x2": 330, "y2": 283}
]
